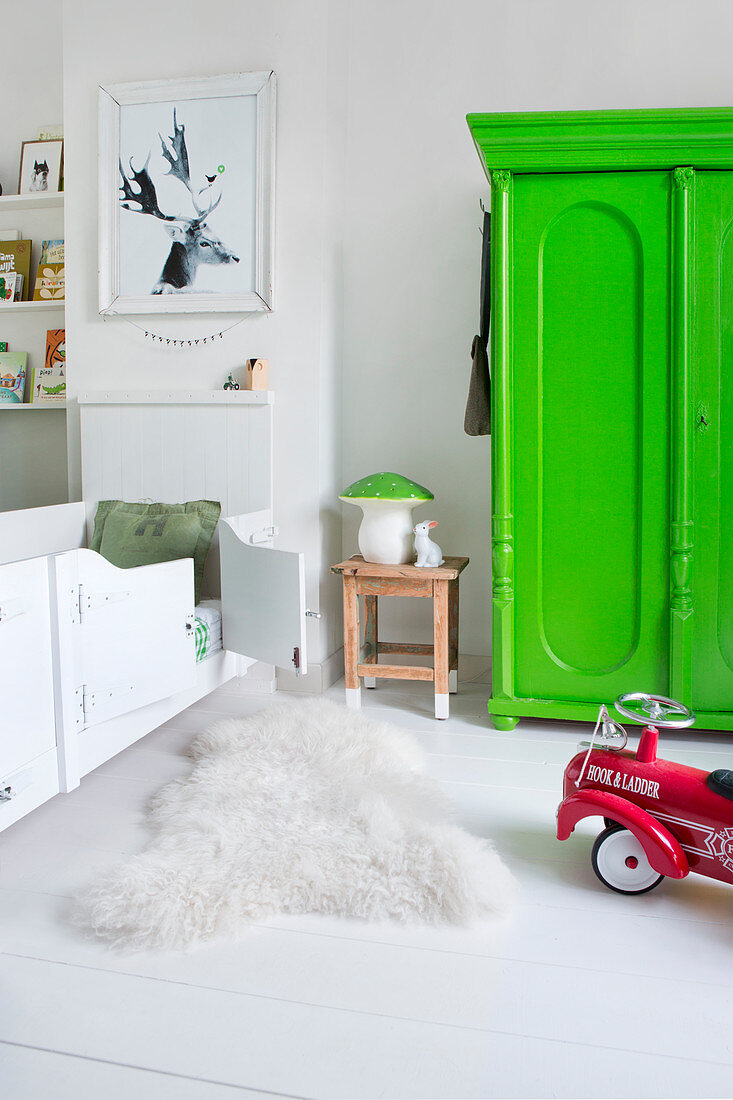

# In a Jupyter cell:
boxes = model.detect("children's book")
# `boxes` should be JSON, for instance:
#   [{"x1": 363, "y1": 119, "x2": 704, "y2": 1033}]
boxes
[
  {"x1": 0, "y1": 241, "x2": 31, "y2": 301},
  {"x1": 0, "y1": 342, "x2": 7, "y2": 353},
  {"x1": 0, "y1": 272, "x2": 24, "y2": 302},
  {"x1": 33, "y1": 262, "x2": 64, "y2": 301},
  {"x1": 45, "y1": 329, "x2": 65, "y2": 369},
  {"x1": 39, "y1": 239, "x2": 64, "y2": 265},
  {"x1": 0, "y1": 351, "x2": 27, "y2": 403},
  {"x1": 31, "y1": 366, "x2": 66, "y2": 403},
  {"x1": 31, "y1": 331, "x2": 66, "y2": 403}
]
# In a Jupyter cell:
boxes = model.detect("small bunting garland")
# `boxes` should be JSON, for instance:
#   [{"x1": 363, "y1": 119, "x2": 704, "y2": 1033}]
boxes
[
  {"x1": 143, "y1": 330, "x2": 226, "y2": 348},
  {"x1": 106, "y1": 316, "x2": 248, "y2": 347}
]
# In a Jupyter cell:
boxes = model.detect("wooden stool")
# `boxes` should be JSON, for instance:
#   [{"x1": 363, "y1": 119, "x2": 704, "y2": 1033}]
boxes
[{"x1": 331, "y1": 555, "x2": 469, "y2": 719}]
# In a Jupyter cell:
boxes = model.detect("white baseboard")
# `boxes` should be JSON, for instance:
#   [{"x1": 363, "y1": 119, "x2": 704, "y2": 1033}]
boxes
[
  {"x1": 277, "y1": 647, "x2": 345, "y2": 694},
  {"x1": 456, "y1": 654, "x2": 491, "y2": 684}
]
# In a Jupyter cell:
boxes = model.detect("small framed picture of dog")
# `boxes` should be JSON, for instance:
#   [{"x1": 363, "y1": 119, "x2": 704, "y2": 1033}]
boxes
[{"x1": 18, "y1": 139, "x2": 64, "y2": 195}]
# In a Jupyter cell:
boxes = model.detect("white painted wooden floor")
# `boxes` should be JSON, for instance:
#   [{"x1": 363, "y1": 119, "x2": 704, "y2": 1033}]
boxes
[{"x1": 1, "y1": 676, "x2": 731, "y2": 1099}]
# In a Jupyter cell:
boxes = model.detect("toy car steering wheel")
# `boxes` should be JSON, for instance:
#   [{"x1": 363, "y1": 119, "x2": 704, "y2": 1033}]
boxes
[{"x1": 615, "y1": 692, "x2": 695, "y2": 729}]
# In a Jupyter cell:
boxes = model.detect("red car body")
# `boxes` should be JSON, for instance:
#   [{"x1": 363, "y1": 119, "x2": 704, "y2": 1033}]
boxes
[{"x1": 557, "y1": 725, "x2": 733, "y2": 887}]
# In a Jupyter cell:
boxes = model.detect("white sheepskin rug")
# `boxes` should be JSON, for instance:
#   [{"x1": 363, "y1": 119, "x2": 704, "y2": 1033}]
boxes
[{"x1": 78, "y1": 698, "x2": 516, "y2": 950}]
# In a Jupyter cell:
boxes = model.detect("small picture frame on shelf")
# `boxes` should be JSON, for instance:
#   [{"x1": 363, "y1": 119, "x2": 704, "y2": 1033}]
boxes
[{"x1": 18, "y1": 139, "x2": 63, "y2": 195}]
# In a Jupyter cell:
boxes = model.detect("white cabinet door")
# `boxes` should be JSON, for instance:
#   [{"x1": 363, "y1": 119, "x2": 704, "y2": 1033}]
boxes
[
  {"x1": 219, "y1": 511, "x2": 308, "y2": 675},
  {"x1": 0, "y1": 558, "x2": 56, "y2": 778},
  {"x1": 53, "y1": 549, "x2": 196, "y2": 734}
]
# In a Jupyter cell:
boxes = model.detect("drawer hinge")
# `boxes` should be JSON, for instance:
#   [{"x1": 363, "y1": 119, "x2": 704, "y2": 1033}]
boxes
[
  {"x1": 0, "y1": 768, "x2": 34, "y2": 803},
  {"x1": 78, "y1": 682, "x2": 135, "y2": 724},
  {"x1": 77, "y1": 583, "x2": 132, "y2": 622},
  {"x1": 0, "y1": 597, "x2": 26, "y2": 625}
]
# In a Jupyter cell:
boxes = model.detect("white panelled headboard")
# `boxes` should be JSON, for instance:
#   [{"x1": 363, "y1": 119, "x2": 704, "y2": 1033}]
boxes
[{"x1": 78, "y1": 390, "x2": 273, "y2": 596}]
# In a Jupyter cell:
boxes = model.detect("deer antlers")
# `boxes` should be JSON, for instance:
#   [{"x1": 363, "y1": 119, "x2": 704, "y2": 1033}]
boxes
[
  {"x1": 119, "y1": 108, "x2": 222, "y2": 226},
  {"x1": 119, "y1": 153, "x2": 176, "y2": 221},
  {"x1": 159, "y1": 109, "x2": 222, "y2": 222}
]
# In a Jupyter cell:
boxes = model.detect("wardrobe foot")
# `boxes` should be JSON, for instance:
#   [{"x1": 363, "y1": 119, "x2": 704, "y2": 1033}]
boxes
[{"x1": 488, "y1": 712, "x2": 519, "y2": 731}]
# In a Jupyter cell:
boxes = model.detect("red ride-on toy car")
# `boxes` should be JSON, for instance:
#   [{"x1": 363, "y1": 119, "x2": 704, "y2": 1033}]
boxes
[{"x1": 557, "y1": 693, "x2": 733, "y2": 894}]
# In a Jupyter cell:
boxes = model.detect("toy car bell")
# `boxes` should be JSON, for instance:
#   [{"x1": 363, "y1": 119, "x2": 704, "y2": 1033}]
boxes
[{"x1": 557, "y1": 693, "x2": 733, "y2": 894}]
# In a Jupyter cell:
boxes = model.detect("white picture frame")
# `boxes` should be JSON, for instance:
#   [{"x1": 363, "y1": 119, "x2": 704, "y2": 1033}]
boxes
[
  {"x1": 98, "y1": 71, "x2": 276, "y2": 315},
  {"x1": 18, "y1": 139, "x2": 64, "y2": 194}
]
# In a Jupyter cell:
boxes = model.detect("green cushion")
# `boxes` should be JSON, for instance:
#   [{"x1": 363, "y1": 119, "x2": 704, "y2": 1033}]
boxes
[{"x1": 91, "y1": 500, "x2": 221, "y2": 604}]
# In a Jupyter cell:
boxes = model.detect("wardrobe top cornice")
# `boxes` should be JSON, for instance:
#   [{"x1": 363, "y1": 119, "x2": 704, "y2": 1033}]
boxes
[{"x1": 467, "y1": 106, "x2": 733, "y2": 176}]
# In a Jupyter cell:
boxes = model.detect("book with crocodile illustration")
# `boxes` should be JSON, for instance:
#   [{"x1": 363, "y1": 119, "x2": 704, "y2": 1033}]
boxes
[{"x1": 31, "y1": 331, "x2": 66, "y2": 403}]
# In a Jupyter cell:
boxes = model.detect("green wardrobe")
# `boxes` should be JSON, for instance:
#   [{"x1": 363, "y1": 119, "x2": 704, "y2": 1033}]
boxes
[{"x1": 467, "y1": 107, "x2": 733, "y2": 732}]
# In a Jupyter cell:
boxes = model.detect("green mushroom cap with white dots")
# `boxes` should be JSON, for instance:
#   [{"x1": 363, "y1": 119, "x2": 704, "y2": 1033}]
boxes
[{"x1": 339, "y1": 472, "x2": 434, "y2": 502}]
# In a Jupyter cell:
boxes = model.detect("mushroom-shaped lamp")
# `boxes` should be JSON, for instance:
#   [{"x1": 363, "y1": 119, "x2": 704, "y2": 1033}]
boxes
[{"x1": 339, "y1": 472, "x2": 434, "y2": 564}]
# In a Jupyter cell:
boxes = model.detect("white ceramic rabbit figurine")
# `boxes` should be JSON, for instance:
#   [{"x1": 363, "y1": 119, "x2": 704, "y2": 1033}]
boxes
[{"x1": 414, "y1": 520, "x2": 444, "y2": 567}]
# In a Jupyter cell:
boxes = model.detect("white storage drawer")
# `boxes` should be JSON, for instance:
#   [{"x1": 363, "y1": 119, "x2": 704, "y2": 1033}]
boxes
[
  {"x1": 0, "y1": 500, "x2": 309, "y2": 828},
  {"x1": 0, "y1": 749, "x2": 59, "y2": 833},
  {"x1": 0, "y1": 557, "x2": 60, "y2": 832},
  {"x1": 0, "y1": 557, "x2": 57, "y2": 776}
]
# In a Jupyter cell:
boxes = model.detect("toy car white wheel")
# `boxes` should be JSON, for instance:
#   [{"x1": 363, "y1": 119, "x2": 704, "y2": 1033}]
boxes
[{"x1": 591, "y1": 825, "x2": 664, "y2": 895}]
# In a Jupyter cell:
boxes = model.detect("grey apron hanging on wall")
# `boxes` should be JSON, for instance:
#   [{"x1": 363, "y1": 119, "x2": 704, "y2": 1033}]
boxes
[{"x1": 464, "y1": 209, "x2": 491, "y2": 436}]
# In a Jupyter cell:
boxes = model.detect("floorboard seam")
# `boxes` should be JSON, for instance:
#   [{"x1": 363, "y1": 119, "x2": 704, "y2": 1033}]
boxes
[
  {"x1": 0, "y1": 1037, "x2": 308, "y2": 1098},
  {"x1": 2, "y1": 950, "x2": 732, "y2": 1065}
]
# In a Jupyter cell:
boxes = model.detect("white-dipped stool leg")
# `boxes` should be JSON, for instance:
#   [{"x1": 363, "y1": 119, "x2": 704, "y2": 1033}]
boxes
[
  {"x1": 363, "y1": 676, "x2": 376, "y2": 688},
  {"x1": 449, "y1": 670, "x2": 458, "y2": 694},
  {"x1": 435, "y1": 693, "x2": 449, "y2": 720},
  {"x1": 345, "y1": 686, "x2": 362, "y2": 710}
]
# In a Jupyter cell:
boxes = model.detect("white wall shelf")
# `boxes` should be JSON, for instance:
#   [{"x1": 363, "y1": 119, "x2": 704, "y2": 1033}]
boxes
[
  {"x1": 0, "y1": 403, "x2": 66, "y2": 411},
  {"x1": 0, "y1": 193, "x2": 64, "y2": 213},
  {"x1": 78, "y1": 390, "x2": 273, "y2": 406},
  {"x1": 0, "y1": 300, "x2": 65, "y2": 314}
]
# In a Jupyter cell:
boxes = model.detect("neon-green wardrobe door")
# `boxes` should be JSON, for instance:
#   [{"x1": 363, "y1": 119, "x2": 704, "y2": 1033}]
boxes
[
  {"x1": 692, "y1": 172, "x2": 733, "y2": 712},
  {"x1": 512, "y1": 171, "x2": 671, "y2": 702}
]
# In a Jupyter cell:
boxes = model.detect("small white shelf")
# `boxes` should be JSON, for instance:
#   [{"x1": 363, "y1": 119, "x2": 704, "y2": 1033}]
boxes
[
  {"x1": 0, "y1": 300, "x2": 65, "y2": 314},
  {"x1": 0, "y1": 192, "x2": 64, "y2": 213},
  {"x1": 0, "y1": 402, "x2": 66, "y2": 410},
  {"x1": 78, "y1": 389, "x2": 273, "y2": 406}
]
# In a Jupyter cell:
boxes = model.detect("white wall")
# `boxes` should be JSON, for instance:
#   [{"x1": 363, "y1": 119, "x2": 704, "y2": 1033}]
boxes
[
  {"x1": 62, "y1": 0, "x2": 344, "y2": 665},
  {"x1": 0, "y1": 2, "x2": 66, "y2": 513},
  {"x1": 54, "y1": 0, "x2": 733, "y2": 667},
  {"x1": 339, "y1": 0, "x2": 733, "y2": 656},
  {"x1": 0, "y1": 6, "x2": 62, "y2": 196}
]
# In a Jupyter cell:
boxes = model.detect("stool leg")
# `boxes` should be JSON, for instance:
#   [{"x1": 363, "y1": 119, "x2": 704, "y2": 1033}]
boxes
[
  {"x1": 363, "y1": 594, "x2": 377, "y2": 688},
  {"x1": 433, "y1": 579, "x2": 449, "y2": 719},
  {"x1": 448, "y1": 578, "x2": 459, "y2": 694},
  {"x1": 343, "y1": 574, "x2": 361, "y2": 709}
]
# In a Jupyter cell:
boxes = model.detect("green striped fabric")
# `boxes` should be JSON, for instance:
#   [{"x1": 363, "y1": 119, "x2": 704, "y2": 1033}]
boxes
[
  {"x1": 194, "y1": 601, "x2": 223, "y2": 663},
  {"x1": 194, "y1": 616, "x2": 211, "y2": 662}
]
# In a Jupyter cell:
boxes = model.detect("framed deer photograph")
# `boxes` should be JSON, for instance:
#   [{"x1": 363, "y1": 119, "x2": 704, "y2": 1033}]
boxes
[{"x1": 98, "y1": 71, "x2": 275, "y2": 315}]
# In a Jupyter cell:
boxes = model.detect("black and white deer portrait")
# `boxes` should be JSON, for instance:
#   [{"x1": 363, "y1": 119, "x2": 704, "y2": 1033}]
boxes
[{"x1": 119, "y1": 110, "x2": 240, "y2": 295}]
